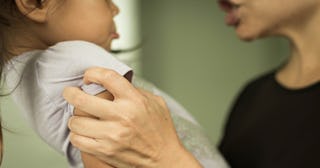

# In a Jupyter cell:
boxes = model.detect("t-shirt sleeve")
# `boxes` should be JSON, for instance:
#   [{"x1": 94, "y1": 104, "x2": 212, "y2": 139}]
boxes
[
  {"x1": 37, "y1": 40, "x2": 133, "y2": 101},
  {"x1": 33, "y1": 41, "x2": 133, "y2": 167}
]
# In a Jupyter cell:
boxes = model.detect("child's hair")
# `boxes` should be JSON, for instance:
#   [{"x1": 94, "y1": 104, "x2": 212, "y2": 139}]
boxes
[{"x1": 0, "y1": 0, "x2": 42, "y2": 164}]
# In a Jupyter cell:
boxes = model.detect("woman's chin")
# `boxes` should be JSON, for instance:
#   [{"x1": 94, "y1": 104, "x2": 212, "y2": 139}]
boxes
[{"x1": 235, "y1": 27, "x2": 261, "y2": 42}]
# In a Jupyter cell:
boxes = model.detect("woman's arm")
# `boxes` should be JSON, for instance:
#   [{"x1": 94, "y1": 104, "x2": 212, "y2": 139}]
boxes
[
  {"x1": 74, "y1": 90, "x2": 115, "y2": 168},
  {"x1": 64, "y1": 67, "x2": 203, "y2": 168}
]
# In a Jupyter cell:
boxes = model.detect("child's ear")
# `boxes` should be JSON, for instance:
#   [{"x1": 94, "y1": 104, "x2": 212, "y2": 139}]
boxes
[{"x1": 15, "y1": 0, "x2": 48, "y2": 23}]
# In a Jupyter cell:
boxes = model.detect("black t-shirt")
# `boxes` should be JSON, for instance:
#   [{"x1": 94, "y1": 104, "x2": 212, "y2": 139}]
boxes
[{"x1": 219, "y1": 71, "x2": 320, "y2": 168}]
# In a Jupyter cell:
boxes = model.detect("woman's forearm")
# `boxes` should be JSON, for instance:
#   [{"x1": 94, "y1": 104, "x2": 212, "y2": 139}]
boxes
[{"x1": 162, "y1": 145, "x2": 203, "y2": 168}]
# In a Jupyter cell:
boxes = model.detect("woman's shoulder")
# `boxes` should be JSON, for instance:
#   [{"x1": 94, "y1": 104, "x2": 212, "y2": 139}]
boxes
[
  {"x1": 235, "y1": 70, "x2": 277, "y2": 100},
  {"x1": 243, "y1": 70, "x2": 276, "y2": 91}
]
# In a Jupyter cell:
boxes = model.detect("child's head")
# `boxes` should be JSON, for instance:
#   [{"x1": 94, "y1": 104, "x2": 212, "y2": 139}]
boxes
[
  {"x1": 35, "y1": 0, "x2": 120, "y2": 50},
  {"x1": 0, "y1": 0, "x2": 120, "y2": 161},
  {"x1": 0, "y1": 0, "x2": 120, "y2": 59}
]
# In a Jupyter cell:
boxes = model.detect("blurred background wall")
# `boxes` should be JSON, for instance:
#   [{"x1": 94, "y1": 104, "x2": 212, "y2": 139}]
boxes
[
  {"x1": 140, "y1": 0, "x2": 289, "y2": 144},
  {"x1": 1, "y1": 0, "x2": 289, "y2": 167}
]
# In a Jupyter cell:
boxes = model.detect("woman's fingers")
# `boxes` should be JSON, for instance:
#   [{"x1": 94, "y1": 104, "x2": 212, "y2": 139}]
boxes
[
  {"x1": 69, "y1": 129, "x2": 135, "y2": 168},
  {"x1": 64, "y1": 68, "x2": 199, "y2": 167},
  {"x1": 83, "y1": 67, "x2": 138, "y2": 99},
  {"x1": 70, "y1": 131, "x2": 125, "y2": 160},
  {"x1": 63, "y1": 87, "x2": 118, "y2": 118},
  {"x1": 69, "y1": 132, "x2": 100, "y2": 155},
  {"x1": 68, "y1": 116, "x2": 130, "y2": 140}
]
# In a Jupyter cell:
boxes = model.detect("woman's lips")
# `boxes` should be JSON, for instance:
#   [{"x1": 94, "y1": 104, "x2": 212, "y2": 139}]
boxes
[
  {"x1": 225, "y1": 10, "x2": 239, "y2": 26},
  {"x1": 218, "y1": 0, "x2": 240, "y2": 26}
]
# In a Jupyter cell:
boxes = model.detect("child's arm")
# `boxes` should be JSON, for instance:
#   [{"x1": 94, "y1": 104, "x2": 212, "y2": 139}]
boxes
[{"x1": 74, "y1": 90, "x2": 115, "y2": 168}]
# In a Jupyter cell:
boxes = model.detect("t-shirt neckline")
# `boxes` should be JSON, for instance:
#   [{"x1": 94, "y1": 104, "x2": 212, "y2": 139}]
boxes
[{"x1": 272, "y1": 71, "x2": 320, "y2": 93}]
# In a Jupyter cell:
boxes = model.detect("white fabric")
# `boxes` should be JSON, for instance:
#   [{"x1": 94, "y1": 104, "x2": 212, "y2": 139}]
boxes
[
  {"x1": 4, "y1": 41, "x2": 132, "y2": 168},
  {"x1": 4, "y1": 40, "x2": 229, "y2": 168}
]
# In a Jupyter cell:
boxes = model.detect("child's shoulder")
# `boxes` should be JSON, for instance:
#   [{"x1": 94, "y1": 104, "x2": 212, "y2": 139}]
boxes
[
  {"x1": 46, "y1": 40, "x2": 108, "y2": 59},
  {"x1": 40, "y1": 40, "x2": 112, "y2": 66},
  {"x1": 35, "y1": 40, "x2": 126, "y2": 78}
]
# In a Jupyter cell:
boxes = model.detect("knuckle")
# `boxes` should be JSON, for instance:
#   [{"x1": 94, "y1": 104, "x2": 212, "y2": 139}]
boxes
[
  {"x1": 123, "y1": 111, "x2": 138, "y2": 123},
  {"x1": 84, "y1": 67, "x2": 107, "y2": 83},
  {"x1": 103, "y1": 69, "x2": 119, "y2": 80},
  {"x1": 110, "y1": 128, "x2": 126, "y2": 142},
  {"x1": 72, "y1": 94, "x2": 87, "y2": 108},
  {"x1": 120, "y1": 127, "x2": 132, "y2": 138},
  {"x1": 98, "y1": 144, "x2": 117, "y2": 157},
  {"x1": 108, "y1": 124, "x2": 133, "y2": 143},
  {"x1": 83, "y1": 68, "x2": 93, "y2": 78},
  {"x1": 83, "y1": 69, "x2": 93, "y2": 81},
  {"x1": 83, "y1": 69, "x2": 94, "y2": 81},
  {"x1": 111, "y1": 133, "x2": 122, "y2": 142},
  {"x1": 135, "y1": 94, "x2": 148, "y2": 106},
  {"x1": 103, "y1": 150, "x2": 116, "y2": 157},
  {"x1": 68, "y1": 117, "x2": 75, "y2": 130},
  {"x1": 120, "y1": 126, "x2": 133, "y2": 138},
  {"x1": 63, "y1": 87, "x2": 80, "y2": 103},
  {"x1": 69, "y1": 133, "x2": 80, "y2": 147},
  {"x1": 68, "y1": 117, "x2": 82, "y2": 131}
]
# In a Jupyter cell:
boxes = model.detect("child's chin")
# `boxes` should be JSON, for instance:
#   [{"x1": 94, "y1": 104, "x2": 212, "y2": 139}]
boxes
[{"x1": 99, "y1": 43, "x2": 112, "y2": 51}]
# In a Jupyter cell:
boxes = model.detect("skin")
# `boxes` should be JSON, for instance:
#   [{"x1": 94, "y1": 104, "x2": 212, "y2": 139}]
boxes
[
  {"x1": 11, "y1": 0, "x2": 119, "y2": 53},
  {"x1": 11, "y1": 0, "x2": 120, "y2": 167},
  {"x1": 232, "y1": 0, "x2": 319, "y2": 41},
  {"x1": 64, "y1": 0, "x2": 320, "y2": 167},
  {"x1": 64, "y1": 68, "x2": 203, "y2": 168},
  {"x1": 228, "y1": 0, "x2": 320, "y2": 87}
]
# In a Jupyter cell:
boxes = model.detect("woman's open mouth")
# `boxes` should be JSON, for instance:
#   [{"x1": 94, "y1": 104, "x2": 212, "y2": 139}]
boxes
[{"x1": 218, "y1": 0, "x2": 240, "y2": 26}]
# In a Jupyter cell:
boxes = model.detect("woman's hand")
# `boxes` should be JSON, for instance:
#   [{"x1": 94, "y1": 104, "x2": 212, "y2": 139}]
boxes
[
  {"x1": 63, "y1": 67, "x2": 202, "y2": 168},
  {"x1": 74, "y1": 90, "x2": 116, "y2": 168}
]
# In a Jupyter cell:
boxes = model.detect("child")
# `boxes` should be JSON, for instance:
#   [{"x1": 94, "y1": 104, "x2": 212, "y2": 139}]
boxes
[{"x1": 1, "y1": 0, "x2": 228, "y2": 167}]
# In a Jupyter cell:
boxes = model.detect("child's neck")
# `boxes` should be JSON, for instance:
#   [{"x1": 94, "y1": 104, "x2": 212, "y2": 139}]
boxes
[{"x1": 6, "y1": 28, "x2": 48, "y2": 59}]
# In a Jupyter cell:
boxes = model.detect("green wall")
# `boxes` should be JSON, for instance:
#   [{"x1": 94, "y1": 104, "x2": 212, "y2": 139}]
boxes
[
  {"x1": 140, "y1": 0, "x2": 289, "y2": 144},
  {"x1": 1, "y1": 97, "x2": 68, "y2": 167}
]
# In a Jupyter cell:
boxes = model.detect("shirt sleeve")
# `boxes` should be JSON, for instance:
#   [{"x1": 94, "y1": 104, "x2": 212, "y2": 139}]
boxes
[
  {"x1": 37, "y1": 40, "x2": 133, "y2": 108},
  {"x1": 32, "y1": 41, "x2": 133, "y2": 168}
]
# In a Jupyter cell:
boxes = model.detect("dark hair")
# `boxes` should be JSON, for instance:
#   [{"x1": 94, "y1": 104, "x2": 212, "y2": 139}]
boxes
[{"x1": 0, "y1": 0, "x2": 42, "y2": 164}]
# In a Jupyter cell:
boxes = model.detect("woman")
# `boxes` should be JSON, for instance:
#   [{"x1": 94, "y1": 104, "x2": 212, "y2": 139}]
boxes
[{"x1": 65, "y1": 0, "x2": 320, "y2": 167}]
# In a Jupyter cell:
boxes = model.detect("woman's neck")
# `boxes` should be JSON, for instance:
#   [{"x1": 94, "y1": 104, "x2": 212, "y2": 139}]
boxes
[{"x1": 276, "y1": 10, "x2": 320, "y2": 89}]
